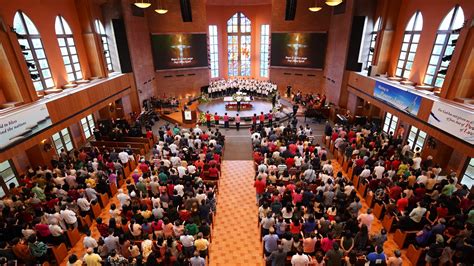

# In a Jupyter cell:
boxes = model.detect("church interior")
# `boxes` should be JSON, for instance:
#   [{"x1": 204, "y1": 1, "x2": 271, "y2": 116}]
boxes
[{"x1": 0, "y1": 0, "x2": 473, "y2": 265}]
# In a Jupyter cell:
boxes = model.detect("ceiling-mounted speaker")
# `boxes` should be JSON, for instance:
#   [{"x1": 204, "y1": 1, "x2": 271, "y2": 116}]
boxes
[
  {"x1": 180, "y1": 0, "x2": 192, "y2": 22},
  {"x1": 285, "y1": 0, "x2": 297, "y2": 21}
]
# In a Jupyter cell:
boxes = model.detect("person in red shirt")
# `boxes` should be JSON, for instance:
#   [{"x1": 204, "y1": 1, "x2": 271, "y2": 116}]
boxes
[
  {"x1": 389, "y1": 184, "x2": 402, "y2": 200},
  {"x1": 285, "y1": 157, "x2": 295, "y2": 168},
  {"x1": 208, "y1": 166, "x2": 219, "y2": 180},
  {"x1": 268, "y1": 111, "x2": 273, "y2": 127},
  {"x1": 391, "y1": 158, "x2": 401, "y2": 170},
  {"x1": 251, "y1": 114, "x2": 257, "y2": 130},
  {"x1": 146, "y1": 129, "x2": 153, "y2": 139},
  {"x1": 205, "y1": 111, "x2": 211, "y2": 128},
  {"x1": 259, "y1": 112, "x2": 265, "y2": 126},
  {"x1": 436, "y1": 203, "x2": 449, "y2": 219},
  {"x1": 200, "y1": 132, "x2": 209, "y2": 141},
  {"x1": 254, "y1": 176, "x2": 266, "y2": 205},
  {"x1": 139, "y1": 161, "x2": 149, "y2": 173},
  {"x1": 396, "y1": 193, "x2": 409, "y2": 213},
  {"x1": 194, "y1": 159, "x2": 205, "y2": 170},
  {"x1": 214, "y1": 112, "x2": 219, "y2": 127}
]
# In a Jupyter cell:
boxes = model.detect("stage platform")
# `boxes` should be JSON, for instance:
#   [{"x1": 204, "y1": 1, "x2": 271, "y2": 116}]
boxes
[{"x1": 159, "y1": 97, "x2": 294, "y2": 128}]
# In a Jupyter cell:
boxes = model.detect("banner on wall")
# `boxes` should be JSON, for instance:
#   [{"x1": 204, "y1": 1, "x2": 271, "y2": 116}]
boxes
[
  {"x1": 151, "y1": 33, "x2": 209, "y2": 70},
  {"x1": 373, "y1": 81, "x2": 421, "y2": 116},
  {"x1": 270, "y1": 32, "x2": 327, "y2": 69},
  {"x1": 0, "y1": 104, "x2": 52, "y2": 150},
  {"x1": 428, "y1": 101, "x2": 474, "y2": 145}
]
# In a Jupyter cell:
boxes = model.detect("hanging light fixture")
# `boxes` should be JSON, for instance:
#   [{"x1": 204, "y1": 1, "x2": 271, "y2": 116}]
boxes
[
  {"x1": 309, "y1": 0, "x2": 322, "y2": 12},
  {"x1": 134, "y1": 0, "x2": 151, "y2": 9},
  {"x1": 325, "y1": 0, "x2": 343, "y2": 6},
  {"x1": 155, "y1": 0, "x2": 168, "y2": 14}
]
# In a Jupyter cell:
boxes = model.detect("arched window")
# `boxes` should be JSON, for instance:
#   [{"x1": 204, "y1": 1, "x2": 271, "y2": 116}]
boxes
[
  {"x1": 95, "y1": 19, "x2": 113, "y2": 72},
  {"x1": 227, "y1": 12, "x2": 251, "y2": 77},
  {"x1": 424, "y1": 5, "x2": 464, "y2": 88},
  {"x1": 13, "y1": 11, "x2": 54, "y2": 92},
  {"x1": 395, "y1": 11, "x2": 423, "y2": 79},
  {"x1": 55, "y1": 16, "x2": 82, "y2": 82},
  {"x1": 366, "y1": 17, "x2": 381, "y2": 69}
]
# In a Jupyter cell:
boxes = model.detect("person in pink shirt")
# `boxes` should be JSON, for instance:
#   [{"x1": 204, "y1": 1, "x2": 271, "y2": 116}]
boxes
[
  {"x1": 235, "y1": 114, "x2": 241, "y2": 131},
  {"x1": 223, "y1": 113, "x2": 229, "y2": 129}
]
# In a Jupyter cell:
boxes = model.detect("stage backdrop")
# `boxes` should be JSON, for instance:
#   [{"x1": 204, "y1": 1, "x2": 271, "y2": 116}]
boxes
[
  {"x1": 151, "y1": 33, "x2": 209, "y2": 70},
  {"x1": 270, "y1": 32, "x2": 327, "y2": 69}
]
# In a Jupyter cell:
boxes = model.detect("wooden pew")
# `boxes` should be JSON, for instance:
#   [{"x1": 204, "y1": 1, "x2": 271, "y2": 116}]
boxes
[
  {"x1": 337, "y1": 151, "x2": 344, "y2": 165},
  {"x1": 99, "y1": 193, "x2": 109, "y2": 208},
  {"x1": 109, "y1": 182, "x2": 118, "y2": 196},
  {"x1": 373, "y1": 203, "x2": 384, "y2": 220},
  {"x1": 51, "y1": 243, "x2": 68, "y2": 264},
  {"x1": 342, "y1": 159, "x2": 349, "y2": 172},
  {"x1": 78, "y1": 214, "x2": 92, "y2": 230},
  {"x1": 90, "y1": 140, "x2": 147, "y2": 155},
  {"x1": 348, "y1": 167, "x2": 354, "y2": 181},
  {"x1": 365, "y1": 191, "x2": 374, "y2": 208},
  {"x1": 91, "y1": 202, "x2": 102, "y2": 218},
  {"x1": 66, "y1": 227, "x2": 81, "y2": 247},
  {"x1": 358, "y1": 182, "x2": 367, "y2": 197},
  {"x1": 382, "y1": 215, "x2": 395, "y2": 232},
  {"x1": 330, "y1": 141, "x2": 335, "y2": 153},
  {"x1": 394, "y1": 229, "x2": 417, "y2": 248},
  {"x1": 407, "y1": 244, "x2": 424, "y2": 265},
  {"x1": 353, "y1": 175, "x2": 360, "y2": 189}
]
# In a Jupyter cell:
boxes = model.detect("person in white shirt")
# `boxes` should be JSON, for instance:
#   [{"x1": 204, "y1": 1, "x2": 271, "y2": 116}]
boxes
[
  {"x1": 416, "y1": 171, "x2": 428, "y2": 185},
  {"x1": 357, "y1": 208, "x2": 374, "y2": 231},
  {"x1": 77, "y1": 195, "x2": 91, "y2": 215},
  {"x1": 401, "y1": 143, "x2": 411, "y2": 157},
  {"x1": 359, "y1": 166, "x2": 371, "y2": 178},
  {"x1": 291, "y1": 250, "x2": 311, "y2": 266},
  {"x1": 373, "y1": 163, "x2": 385, "y2": 179},
  {"x1": 174, "y1": 183, "x2": 185, "y2": 197},
  {"x1": 85, "y1": 184, "x2": 99, "y2": 202},
  {"x1": 83, "y1": 230, "x2": 98, "y2": 249},
  {"x1": 412, "y1": 154, "x2": 422, "y2": 170},
  {"x1": 322, "y1": 162, "x2": 333, "y2": 175},
  {"x1": 117, "y1": 189, "x2": 131, "y2": 208},
  {"x1": 118, "y1": 150, "x2": 129, "y2": 164},
  {"x1": 60, "y1": 206, "x2": 77, "y2": 228}
]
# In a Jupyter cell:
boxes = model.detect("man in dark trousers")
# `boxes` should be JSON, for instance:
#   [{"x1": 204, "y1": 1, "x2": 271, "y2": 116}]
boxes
[
  {"x1": 292, "y1": 104, "x2": 299, "y2": 117},
  {"x1": 266, "y1": 245, "x2": 287, "y2": 266}
]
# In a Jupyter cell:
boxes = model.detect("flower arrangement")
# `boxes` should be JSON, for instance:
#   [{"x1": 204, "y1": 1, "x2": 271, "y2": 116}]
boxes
[{"x1": 198, "y1": 94, "x2": 211, "y2": 104}]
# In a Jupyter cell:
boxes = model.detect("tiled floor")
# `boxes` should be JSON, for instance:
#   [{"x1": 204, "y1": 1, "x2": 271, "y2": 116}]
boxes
[{"x1": 209, "y1": 160, "x2": 265, "y2": 266}]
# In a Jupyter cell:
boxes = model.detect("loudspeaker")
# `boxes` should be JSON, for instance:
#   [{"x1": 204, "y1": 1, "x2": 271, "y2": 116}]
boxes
[
  {"x1": 112, "y1": 19, "x2": 133, "y2": 73},
  {"x1": 345, "y1": 16, "x2": 365, "y2": 72},
  {"x1": 285, "y1": 0, "x2": 297, "y2": 21},
  {"x1": 180, "y1": 0, "x2": 192, "y2": 22}
]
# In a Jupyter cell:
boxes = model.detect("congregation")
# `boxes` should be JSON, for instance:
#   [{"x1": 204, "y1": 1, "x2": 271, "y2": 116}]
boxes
[
  {"x1": 250, "y1": 116, "x2": 473, "y2": 265},
  {"x1": 0, "y1": 122, "x2": 225, "y2": 266}
]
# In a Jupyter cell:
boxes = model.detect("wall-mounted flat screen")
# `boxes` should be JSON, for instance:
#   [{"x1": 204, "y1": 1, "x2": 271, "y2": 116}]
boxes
[
  {"x1": 270, "y1": 32, "x2": 327, "y2": 69},
  {"x1": 151, "y1": 33, "x2": 209, "y2": 70}
]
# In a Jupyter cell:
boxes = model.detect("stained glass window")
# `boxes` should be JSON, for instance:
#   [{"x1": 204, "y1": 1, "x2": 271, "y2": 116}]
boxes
[
  {"x1": 395, "y1": 11, "x2": 423, "y2": 79},
  {"x1": 13, "y1": 11, "x2": 54, "y2": 93},
  {"x1": 424, "y1": 5, "x2": 464, "y2": 89},
  {"x1": 227, "y1": 13, "x2": 251, "y2": 77}
]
